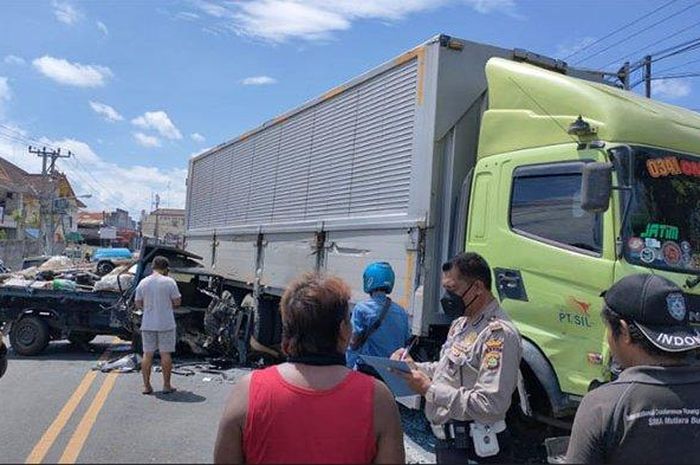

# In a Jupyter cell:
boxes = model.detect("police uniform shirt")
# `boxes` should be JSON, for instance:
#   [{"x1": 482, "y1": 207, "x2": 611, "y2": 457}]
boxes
[
  {"x1": 566, "y1": 365, "x2": 700, "y2": 464},
  {"x1": 416, "y1": 300, "x2": 522, "y2": 426}
]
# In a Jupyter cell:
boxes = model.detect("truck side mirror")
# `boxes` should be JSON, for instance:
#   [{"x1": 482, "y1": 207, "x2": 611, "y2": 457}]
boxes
[{"x1": 581, "y1": 162, "x2": 613, "y2": 213}]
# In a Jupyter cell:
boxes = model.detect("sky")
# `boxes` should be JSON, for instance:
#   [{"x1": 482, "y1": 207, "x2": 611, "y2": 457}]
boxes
[{"x1": 0, "y1": 0, "x2": 699, "y2": 217}]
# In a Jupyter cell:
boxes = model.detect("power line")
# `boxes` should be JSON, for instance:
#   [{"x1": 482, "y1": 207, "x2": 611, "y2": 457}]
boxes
[
  {"x1": 652, "y1": 38, "x2": 700, "y2": 62},
  {"x1": 61, "y1": 155, "x2": 133, "y2": 212},
  {"x1": 563, "y1": 0, "x2": 681, "y2": 60},
  {"x1": 574, "y1": 1, "x2": 700, "y2": 65},
  {"x1": 601, "y1": 19, "x2": 700, "y2": 69},
  {"x1": 655, "y1": 54, "x2": 700, "y2": 73},
  {"x1": 630, "y1": 70, "x2": 700, "y2": 87},
  {"x1": 0, "y1": 123, "x2": 60, "y2": 151}
]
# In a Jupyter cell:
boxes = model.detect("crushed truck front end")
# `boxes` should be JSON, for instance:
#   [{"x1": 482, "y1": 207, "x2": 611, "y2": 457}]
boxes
[{"x1": 469, "y1": 57, "x2": 700, "y2": 415}]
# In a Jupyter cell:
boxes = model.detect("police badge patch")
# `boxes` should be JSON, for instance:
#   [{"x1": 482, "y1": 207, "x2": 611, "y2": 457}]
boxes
[
  {"x1": 484, "y1": 352, "x2": 500, "y2": 370},
  {"x1": 667, "y1": 292, "x2": 686, "y2": 321}
]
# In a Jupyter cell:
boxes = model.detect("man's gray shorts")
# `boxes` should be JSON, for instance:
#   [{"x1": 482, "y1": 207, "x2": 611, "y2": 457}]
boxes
[{"x1": 141, "y1": 329, "x2": 176, "y2": 353}]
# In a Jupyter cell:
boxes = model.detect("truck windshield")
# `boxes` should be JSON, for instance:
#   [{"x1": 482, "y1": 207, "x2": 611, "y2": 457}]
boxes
[{"x1": 623, "y1": 146, "x2": 700, "y2": 275}]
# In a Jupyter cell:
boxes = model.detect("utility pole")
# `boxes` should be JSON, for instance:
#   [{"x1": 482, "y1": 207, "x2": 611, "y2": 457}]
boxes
[
  {"x1": 28, "y1": 146, "x2": 72, "y2": 255},
  {"x1": 153, "y1": 193, "x2": 160, "y2": 244},
  {"x1": 643, "y1": 55, "x2": 652, "y2": 98}
]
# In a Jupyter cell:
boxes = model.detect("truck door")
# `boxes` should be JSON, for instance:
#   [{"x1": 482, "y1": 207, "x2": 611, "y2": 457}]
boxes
[{"x1": 467, "y1": 149, "x2": 615, "y2": 397}]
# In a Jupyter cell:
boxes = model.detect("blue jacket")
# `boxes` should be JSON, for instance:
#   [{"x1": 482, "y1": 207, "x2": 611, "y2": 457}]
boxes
[{"x1": 346, "y1": 294, "x2": 412, "y2": 368}]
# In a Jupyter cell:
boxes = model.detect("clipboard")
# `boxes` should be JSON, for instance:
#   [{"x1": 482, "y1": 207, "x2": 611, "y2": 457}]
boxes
[{"x1": 358, "y1": 355, "x2": 415, "y2": 397}]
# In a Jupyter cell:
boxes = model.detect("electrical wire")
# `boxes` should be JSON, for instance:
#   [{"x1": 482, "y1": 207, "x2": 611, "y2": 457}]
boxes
[
  {"x1": 600, "y1": 19, "x2": 700, "y2": 69},
  {"x1": 655, "y1": 54, "x2": 700, "y2": 73},
  {"x1": 60, "y1": 156, "x2": 133, "y2": 212},
  {"x1": 630, "y1": 70, "x2": 700, "y2": 87},
  {"x1": 652, "y1": 38, "x2": 700, "y2": 62},
  {"x1": 563, "y1": 0, "x2": 681, "y2": 60},
  {"x1": 0, "y1": 123, "x2": 60, "y2": 151},
  {"x1": 574, "y1": 1, "x2": 700, "y2": 65}
]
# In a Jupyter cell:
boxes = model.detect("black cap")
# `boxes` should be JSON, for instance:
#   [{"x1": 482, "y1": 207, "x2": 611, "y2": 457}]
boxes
[{"x1": 603, "y1": 274, "x2": 700, "y2": 353}]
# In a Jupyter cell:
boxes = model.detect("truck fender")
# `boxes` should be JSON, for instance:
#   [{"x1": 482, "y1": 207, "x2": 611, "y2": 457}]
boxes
[{"x1": 519, "y1": 337, "x2": 571, "y2": 417}]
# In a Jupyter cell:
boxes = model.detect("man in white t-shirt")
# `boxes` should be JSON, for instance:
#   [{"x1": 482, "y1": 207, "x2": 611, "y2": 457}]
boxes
[{"x1": 135, "y1": 256, "x2": 181, "y2": 395}]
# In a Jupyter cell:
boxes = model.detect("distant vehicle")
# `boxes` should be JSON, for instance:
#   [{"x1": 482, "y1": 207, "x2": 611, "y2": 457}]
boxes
[{"x1": 91, "y1": 248, "x2": 133, "y2": 275}]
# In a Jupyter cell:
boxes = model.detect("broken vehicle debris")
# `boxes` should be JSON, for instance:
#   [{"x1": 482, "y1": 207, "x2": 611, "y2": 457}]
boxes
[{"x1": 0, "y1": 243, "x2": 257, "y2": 363}]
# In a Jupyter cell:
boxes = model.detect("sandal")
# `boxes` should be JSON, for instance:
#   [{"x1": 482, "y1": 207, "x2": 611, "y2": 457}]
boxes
[
  {"x1": 142, "y1": 387, "x2": 154, "y2": 395},
  {"x1": 162, "y1": 387, "x2": 177, "y2": 394}
]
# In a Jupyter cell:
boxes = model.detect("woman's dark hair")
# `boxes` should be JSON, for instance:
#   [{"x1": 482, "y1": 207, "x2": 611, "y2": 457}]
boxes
[
  {"x1": 602, "y1": 305, "x2": 688, "y2": 360},
  {"x1": 442, "y1": 252, "x2": 492, "y2": 290},
  {"x1": 280, "y1": 273, "x2": 351, "y2": 357}
]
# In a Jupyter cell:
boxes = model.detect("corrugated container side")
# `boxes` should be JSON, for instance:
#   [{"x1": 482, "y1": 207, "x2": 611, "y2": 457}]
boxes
[{"x1": 187, "y1": 57, "x2": 419, "y2": 231}]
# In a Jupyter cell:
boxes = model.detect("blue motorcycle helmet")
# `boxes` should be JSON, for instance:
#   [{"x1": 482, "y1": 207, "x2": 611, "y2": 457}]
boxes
[{"x1": 363, "y1": 262, "x2": 395, "y2": 294}]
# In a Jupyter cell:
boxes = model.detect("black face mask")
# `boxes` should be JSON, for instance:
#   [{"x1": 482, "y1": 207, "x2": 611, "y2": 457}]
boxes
[{"x1": 440, "y1": 281, "x2": 478, "y2": 319}]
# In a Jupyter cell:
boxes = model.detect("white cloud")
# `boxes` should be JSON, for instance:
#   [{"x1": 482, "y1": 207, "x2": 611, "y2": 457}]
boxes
[
  {"x1": 653, "y1": 79, "x2": 691, "y2": 100},
  {"x1": 556, "y1": 37, "x2": 596, "y2": 59},
  {"x1": 0, "y1": 131, "x2": 187, "y2": 215},
  {"x1": 176, "y1": 11, "x2": 201, "y2": 21},
  {"x1": 32, "y1": 56, "x2": 113, "y2": 88},
  {"x1": 241, "y1": 75, "x2": 277, "y2": 86},
  {"x1": 3, "y1": 55, "x2": 25, "y2": 66},
  {"x1": 131, "y1": 111, "x2": 183, "y2": 140},
  {"x1": 194, "y1": 0, "x2": 518, "y2": 43},
  {"x1": 96, "y1": 21, "x2": 109, "y2": 36},
  {"x1": 53, "y1": 1, "x2": 83, "y2": 25},
  {"x1": 191, "y1": 132, "x2": 206, "y2": 143},
  {"x1": 89, "y1": 101, "x2": 123, "y2": 122},
  {"x1": 0, "y1": 77, "x2": 11, "y2": 117},
  {"x1": 133, "y1": 132, "x2": 162, "y2": 148}
]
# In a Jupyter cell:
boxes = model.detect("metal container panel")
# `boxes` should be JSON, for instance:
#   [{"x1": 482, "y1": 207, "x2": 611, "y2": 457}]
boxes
[
  {"x1": 260, "y1": 232, "x2": 318, "y2": 289},
  {"x1": 188, "y1": 57, "x2": 419, "y2": 231},
  {"x1": 324, "y1": 228, "x2": 418, "y2": 321}
]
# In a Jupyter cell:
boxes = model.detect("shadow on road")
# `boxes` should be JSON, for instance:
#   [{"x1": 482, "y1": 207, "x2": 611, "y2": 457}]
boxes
[
  {"x1": 154, "y1": 389, "x2": 206, "y2": 403},
  {"x1": 6, "y1": 341, "x2": 132, "y2": 362}
]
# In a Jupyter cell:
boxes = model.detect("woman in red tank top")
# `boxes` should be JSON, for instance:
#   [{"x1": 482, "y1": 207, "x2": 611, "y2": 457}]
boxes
[{"x1": 214, "y1": 273, "x2": 405, "y2": 464}]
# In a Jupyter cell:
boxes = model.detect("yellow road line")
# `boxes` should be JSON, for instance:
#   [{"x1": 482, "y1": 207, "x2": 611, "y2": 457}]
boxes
[
  {"x1": 58, "y1": 371, "x2": 119, "y2": 464},
  {"x1": 25, "y1": 346, "x2": 114, "y2": 464}
]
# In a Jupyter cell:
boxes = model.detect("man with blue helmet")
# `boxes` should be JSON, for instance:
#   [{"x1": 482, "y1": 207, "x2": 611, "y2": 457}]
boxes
[{"x1": 346, "y1": 262, "x2": 412, "y2": 371}]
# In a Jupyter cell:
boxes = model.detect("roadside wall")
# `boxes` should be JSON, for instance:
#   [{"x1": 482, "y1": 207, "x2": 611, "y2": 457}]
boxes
[{"x1": 0, "y1": 240, "x2": 44, "y2": 270}]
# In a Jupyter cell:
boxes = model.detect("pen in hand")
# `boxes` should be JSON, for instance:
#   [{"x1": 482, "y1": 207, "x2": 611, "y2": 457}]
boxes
[{"x1": 400, "y1": 337, "x2": 418, "y2": 361}]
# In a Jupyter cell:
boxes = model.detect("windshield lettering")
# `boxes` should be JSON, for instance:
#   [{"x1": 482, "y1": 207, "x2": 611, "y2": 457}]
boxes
[
  {"x1": 623, "y1": 147, "x2": 700, "y2": 275},
  {"x1": 647, "y1": 156, "x2": 700, "y2": 178}
]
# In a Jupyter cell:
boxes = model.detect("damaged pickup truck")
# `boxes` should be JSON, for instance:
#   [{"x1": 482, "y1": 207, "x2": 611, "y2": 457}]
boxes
[{"x1": 0, "y1": 244, "x2": 254, "y2": 363}]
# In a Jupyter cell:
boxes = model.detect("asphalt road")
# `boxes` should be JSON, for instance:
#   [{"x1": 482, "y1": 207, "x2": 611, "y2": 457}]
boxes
[
  {"x1": 0, "y1": 336, "x2": 246, "y2": 464},
  {"x1": 0, "y1": 336, "x2": 437, "y2": 464}
]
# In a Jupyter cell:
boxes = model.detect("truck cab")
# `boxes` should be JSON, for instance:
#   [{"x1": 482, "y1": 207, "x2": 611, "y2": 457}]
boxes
[{"x1": 468, "y1": 58, "x2": 700, "y2": 418}]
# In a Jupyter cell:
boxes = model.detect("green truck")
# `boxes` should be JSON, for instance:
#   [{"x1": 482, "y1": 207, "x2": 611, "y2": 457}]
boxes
[{"x1": 185, "y1": 34, "x2": 700, "y2": 423}]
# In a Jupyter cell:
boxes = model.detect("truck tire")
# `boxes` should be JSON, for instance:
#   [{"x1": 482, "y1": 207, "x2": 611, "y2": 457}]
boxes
[
  {"x1": 68, "y1": 332, "x2": 97, "y2": 345},
  {"x1": 96, "y1": 260, "x2": 115, "y2": 276},
  {"x1": 10, "y1": 316, "x2": 50, "y2": 356}
]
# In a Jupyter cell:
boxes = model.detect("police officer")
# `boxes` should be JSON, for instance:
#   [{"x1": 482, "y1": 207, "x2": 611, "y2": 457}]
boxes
[{"x1": 393, "y1": 252, "x2": 522, "y2": 464}]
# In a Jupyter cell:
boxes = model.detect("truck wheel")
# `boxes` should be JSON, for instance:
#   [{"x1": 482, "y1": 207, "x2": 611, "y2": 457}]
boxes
[
  {"x1": 9, "y1": 316, "x2": 50, "y2": 356},
  {"x1": 96, "y1": 260, "x2": 115, "y2": 276},
  {"x1": 68, "y1": 332, "x2": 96, "y2": 345}
]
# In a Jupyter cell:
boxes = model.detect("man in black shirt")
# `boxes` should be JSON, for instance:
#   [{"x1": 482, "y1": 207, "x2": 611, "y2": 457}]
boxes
[{"x1": 566, "y1": 274, "x2": 700, "y2": 464}]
